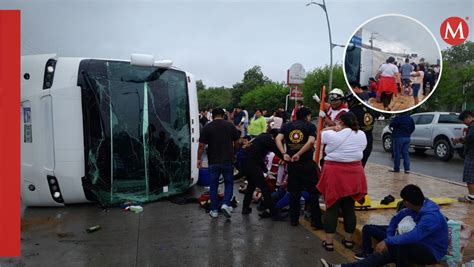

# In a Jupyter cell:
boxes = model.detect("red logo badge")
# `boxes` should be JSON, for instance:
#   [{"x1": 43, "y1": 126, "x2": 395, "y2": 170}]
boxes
[{"x1": 440, "y1": 17, "x2": 469, "y2": 46}]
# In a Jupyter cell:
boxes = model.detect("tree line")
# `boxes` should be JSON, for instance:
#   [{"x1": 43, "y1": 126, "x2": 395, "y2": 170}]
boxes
[{"x1": 198, "y1": 41, "x2": 473, "y2": 114}]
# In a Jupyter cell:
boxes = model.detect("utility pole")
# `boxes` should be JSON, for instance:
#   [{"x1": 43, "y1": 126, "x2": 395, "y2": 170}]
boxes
[{"x1": 369, "y1": 32, "x2": 377, "y2": 49}]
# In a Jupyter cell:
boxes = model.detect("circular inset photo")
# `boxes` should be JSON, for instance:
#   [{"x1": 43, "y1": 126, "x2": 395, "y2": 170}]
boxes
[{"x1": 343, "y1": 14, "x2": 442, "y2": 113}]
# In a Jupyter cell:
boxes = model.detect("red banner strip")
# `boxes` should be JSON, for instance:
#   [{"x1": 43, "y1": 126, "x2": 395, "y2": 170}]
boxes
[{"x1": 0, "y1": 10, "x2": 21, "y2": 257}]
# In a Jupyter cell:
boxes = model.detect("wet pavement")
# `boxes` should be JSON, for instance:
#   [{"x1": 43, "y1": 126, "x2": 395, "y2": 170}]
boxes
[
  {"x1": 2, "y1": 140, "x2": 469, "y2": 266},
  {"x1": 370, "y1": 139, "x2": 464, "y2": 183},
  {"x1": 1, "y1": 185, "x2": 346, "y2": 267}
]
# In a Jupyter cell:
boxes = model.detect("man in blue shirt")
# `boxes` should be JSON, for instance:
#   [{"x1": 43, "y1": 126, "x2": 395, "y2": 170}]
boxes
[
  {"x1": 400, "y1": 58, "x2": 414, "y2": 94},
  {"x1": 389, "y1": 112, "x2": 415, "y2": 173},
  {"x1": 321, "y1": 184, "x2": 448, "y2": 267}
]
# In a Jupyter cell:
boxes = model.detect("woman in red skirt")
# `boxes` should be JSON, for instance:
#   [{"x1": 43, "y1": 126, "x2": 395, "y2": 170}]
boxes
[
  {"x1": 376, "y1": 57, "x2": 399, "y2": 111},
  {"x1": 317, "y1": 112, "x2": 368, "y2": 252}
]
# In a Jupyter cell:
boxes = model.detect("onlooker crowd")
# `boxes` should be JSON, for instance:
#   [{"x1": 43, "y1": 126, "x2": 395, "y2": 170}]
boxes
[{"x1": 197, "y1": 90, "x2": 451, "y2": 267}]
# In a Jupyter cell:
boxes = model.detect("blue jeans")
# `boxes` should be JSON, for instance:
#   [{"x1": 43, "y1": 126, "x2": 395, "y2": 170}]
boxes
[
  {"x1": 342, "y1": 243, "x2": 437, "y2": 267},
  {"x1": 209, "y1": 163, "x2": 234, "y2": 211},
  {"x1": 362, "y1": 225, "x2": 387, "y2": 254},
  {"x1": 393, "y1": 137, "x2": 410, "y2": 171}
]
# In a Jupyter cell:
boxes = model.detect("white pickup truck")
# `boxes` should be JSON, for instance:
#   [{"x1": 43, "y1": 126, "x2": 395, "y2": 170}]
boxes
[{"x1": 381, "y1": 112, "x2": 467, "y2": 161}]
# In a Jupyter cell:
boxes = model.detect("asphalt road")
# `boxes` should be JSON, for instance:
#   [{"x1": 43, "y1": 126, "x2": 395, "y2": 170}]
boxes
[{"x1": 369, "y1": 139, "x2": 465, "y2": 183}]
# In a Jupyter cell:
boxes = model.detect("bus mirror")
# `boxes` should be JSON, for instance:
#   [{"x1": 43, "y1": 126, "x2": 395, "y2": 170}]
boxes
[
  {"x1": 154, "y1": 60, "x2": 173, "y2": 68},
  {"x1": 130, "y1": 53, "x2": 155, "y2": 67}
]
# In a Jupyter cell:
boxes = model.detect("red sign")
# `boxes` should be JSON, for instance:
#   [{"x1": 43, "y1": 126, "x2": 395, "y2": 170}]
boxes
[
  {"x1": 289, "y1": 85, "x2": 303, "y2": 100},
  {"x1": 440, "y1": 17, "x2": 469, "y2": 46}
]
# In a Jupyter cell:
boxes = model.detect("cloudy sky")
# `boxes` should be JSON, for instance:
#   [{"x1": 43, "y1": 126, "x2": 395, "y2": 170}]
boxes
[
  {"x1": 1, "y1": 0, "x2": 473, "y2": 87},
  {"x1": 360, "y1": 15, "x2": 441, "y2": 63}
]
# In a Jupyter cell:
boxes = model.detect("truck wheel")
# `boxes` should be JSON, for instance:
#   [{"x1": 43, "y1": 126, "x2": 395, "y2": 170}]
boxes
[
  {"x1": 382, "y1": 134, "x2": 392, "y2": 152},
  {"x1": 414, "y1": 148, "x2": 427, "y2": 155},
  {"x1": 434, "y1": 139, "x2": 453, "y2": 161}
]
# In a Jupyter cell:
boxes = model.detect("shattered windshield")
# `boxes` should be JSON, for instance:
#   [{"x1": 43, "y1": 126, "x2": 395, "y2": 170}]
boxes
[{"x1": 78, "y1": 60, "x2": 191, "y2": 206}]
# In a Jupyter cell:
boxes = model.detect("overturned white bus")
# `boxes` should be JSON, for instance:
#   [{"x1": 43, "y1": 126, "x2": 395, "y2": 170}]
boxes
[{"x1": 21, "y1": 54, "x2": 199, "y2": 206}]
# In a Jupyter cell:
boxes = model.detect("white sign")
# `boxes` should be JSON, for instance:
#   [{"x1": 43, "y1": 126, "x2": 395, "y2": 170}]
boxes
[{"x1": 288, "y1": 63, "x2": 305, "y2": 85}]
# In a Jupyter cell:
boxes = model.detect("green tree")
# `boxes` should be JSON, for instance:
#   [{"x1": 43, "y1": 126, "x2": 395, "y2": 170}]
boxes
[
  {"x1": 240, "y1": 83, "x2": 288, "y2": 113},
  {"x1": 231, "y1": 65, "x2": 271, "y2": 107},
  {"x1": 301, "y1": 64, "x2": 348, "y2": 112},
  {"x1": 196, "y1": 80, "x2": 206, "y2": 92},
  {"x1": 418, "y1": 41, "x2": 474, "y2": 112},
  {"x1": 197, "y1": 87, "x2": 232, "y2": 110}
]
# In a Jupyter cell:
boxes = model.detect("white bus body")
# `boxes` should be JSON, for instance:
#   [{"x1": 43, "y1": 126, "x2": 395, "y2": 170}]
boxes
[{"x1": 21, "y1": 54, "x2": 199, "y2": 206}]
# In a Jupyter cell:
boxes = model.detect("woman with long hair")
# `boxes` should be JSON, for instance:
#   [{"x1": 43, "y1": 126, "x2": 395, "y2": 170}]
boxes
[
  {"x1": 410, "y1": 64, "x2": 424, "y2": 106},
  {"x1": 317, "y1": 112, "x2": 368, "y2": 252}
]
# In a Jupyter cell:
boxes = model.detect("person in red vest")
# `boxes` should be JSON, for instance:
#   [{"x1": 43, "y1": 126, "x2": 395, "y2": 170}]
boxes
[
  {"x1": 291, "y1": 100, "x2": 304, "y2": 122},
  {"x1": 319, "y1": 88, "x2": 349, "y2": 127}
]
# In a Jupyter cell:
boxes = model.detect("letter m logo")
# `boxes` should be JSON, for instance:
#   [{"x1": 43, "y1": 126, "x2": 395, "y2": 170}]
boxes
[{"x1": 440, "y1": 17, "x2": 470, "y2": 46}]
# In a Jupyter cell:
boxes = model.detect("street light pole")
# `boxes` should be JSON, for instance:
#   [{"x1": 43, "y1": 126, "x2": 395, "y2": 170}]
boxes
[{"x1": 306, "y1": 0, "x2": 344, "y2": 92}]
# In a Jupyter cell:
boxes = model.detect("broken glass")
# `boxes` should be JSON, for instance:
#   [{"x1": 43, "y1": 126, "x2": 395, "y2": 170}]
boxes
[{"x1": 79, "y1": 60, "x2": 191, "y2": 206}]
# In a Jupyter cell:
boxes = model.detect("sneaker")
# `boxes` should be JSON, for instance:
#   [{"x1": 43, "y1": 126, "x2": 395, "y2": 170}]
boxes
[
  {"x1": 388, "y1": 169, "x2": 399, "y2": 173},
  {"x1": 221, "y1": 204, "x2": 232, "y2": 218},
  {"x1": 290, "y1": 219, "x2": 299, "y2": 226},
  {"x1": 242, "y1": 207, "x2": 252, "y2": 215},
  {"x1": 320, "y1": 258, "x2": 340, "y2": 267},
  {"x1": 354, "y1": 252, "x2": 368, "y2": 260},
  {"x1": 458, "y1": 195, "x2": 474, "y2": 203},
  {"x1": 209, "y1": 210, "x2": 219, "y2": 218}
]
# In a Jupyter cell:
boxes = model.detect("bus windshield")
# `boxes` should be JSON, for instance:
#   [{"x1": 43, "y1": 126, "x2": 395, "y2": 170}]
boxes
[{"x1": 78, "y1": 60, "x2": 191, "y2": 205}]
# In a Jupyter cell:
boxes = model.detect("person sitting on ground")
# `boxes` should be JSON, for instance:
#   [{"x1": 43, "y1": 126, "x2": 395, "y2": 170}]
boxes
[
  {"x1": 317, "y1": 112, "x2": 368, "y2": 252},
  {"x1": 320, "y1": 184, "x2": 449, "y2": 267},
  {"x1": 368, "y1": 77, "x2": 378, "y2": 99},
  {"x1": 352, "y1": 201, "x2": 408, "y2": 260},
  {"x1": 233, "y1": 135, "x2": 252, "y2": 181},
  {"x1": 271, "y1": 176, "x2": 309, "y2": 211},
  {"x1": 453, "y1": 110, "x2": 474, "y2": 203}
]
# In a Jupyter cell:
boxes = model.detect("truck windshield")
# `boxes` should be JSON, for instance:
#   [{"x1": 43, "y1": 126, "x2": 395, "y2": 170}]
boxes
[{"x1": 78, "y1": 60, "x2": 191, "y2": 205}]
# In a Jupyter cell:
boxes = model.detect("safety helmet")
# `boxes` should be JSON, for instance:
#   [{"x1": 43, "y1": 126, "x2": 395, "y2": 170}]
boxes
[{"x1": 328, "y1": 88, "x2": 344, "y2": 102}]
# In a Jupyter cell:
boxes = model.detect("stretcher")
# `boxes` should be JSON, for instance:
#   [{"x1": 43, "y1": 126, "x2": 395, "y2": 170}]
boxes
[{"x1": 354, "y1": 196, "x2": 456, "y2": 210}]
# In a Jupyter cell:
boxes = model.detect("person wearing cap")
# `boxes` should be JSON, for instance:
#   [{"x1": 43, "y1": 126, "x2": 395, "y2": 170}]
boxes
[
  {"x1": 316, "y1": 112, "x2": 368, "y2": 252},
  {"x1": 453, "y1": 110, "x2": 474, "y2": 203},
  {"x1": 376, "y1": 56, "x2": 399, "y2": 111},
  {"x1": 275, "y1": 107, "x2": 323, "y2": 228},
  {"x1": 320, "y1": 184, "x2": 448, "y2": 267},
  {"x1": 319, "y1": 88, "x2": 349, "y2": 127},
  {"x1": 197, "y1": 108, "x2": 240, "y2": 219},
  {"x1": 345, "y1": 92, "x2": 375, "y2": 167}
]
